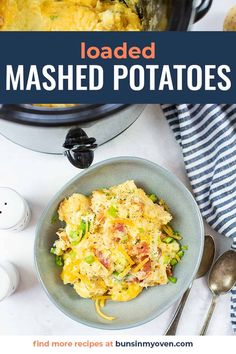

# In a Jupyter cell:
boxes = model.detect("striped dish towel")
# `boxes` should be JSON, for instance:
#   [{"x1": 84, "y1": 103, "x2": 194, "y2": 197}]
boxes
[{"x1": 162, "y1": 104, "x2": 236, "y2": 333}]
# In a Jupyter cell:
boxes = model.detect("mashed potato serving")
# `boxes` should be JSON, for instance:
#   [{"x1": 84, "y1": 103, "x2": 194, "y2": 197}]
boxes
[
  {"x1": 51, "y1": 181, "x2": 186, "y2": 320},
  {"x1": 0, "y1": 0, "x2": 142, "y2": 31}
]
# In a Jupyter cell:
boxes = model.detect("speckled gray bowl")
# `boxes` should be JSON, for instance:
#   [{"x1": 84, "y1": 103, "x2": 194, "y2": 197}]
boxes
[{"x1": 35, "y1": 157, "x2": 204, "y2": 330}]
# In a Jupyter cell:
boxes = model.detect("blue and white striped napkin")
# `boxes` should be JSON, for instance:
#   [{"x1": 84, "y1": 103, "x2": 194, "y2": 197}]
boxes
[{"x1": 162, "y1": 104, "x2": 236, "y2": 333}]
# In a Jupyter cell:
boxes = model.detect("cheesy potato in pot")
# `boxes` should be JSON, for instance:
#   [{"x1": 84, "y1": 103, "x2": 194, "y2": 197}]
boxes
[
  {"x1": 51, "y1": 181, "x2": 186, "y2": 320},
  {"x1": 0, "y1": 0, "x2": 142, "y2": 31}
]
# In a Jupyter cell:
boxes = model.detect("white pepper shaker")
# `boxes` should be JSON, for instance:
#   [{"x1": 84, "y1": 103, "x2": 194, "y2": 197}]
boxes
[
  {"x1": 0, "y1": 187, "x2": 31, "y2": 232},
  {"x1": 0, "y1": 261, "x2": 20, "y2": 301}
]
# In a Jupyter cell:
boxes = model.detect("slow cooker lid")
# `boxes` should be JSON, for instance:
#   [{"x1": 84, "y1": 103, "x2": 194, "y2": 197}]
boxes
[{"x1": 0, "y1": 104, "x2": 130, "y2": 127}]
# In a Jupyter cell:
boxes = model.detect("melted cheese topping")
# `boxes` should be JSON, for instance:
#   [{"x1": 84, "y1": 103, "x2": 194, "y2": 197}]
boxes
[
  {"x1": 52, "y1": 181, "x2": 182, "y2": 311},
  {"x1": 0, "y1": 0, "x2": 142, "y2": 31}
]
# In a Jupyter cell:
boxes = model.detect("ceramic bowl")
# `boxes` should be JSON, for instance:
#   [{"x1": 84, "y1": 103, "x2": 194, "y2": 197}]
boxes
[{"x1": 35, "y1": 157, "x2": 204, "y2": 329}]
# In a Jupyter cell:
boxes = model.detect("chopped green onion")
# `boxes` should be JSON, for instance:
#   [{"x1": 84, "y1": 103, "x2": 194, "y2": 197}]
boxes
[
  {"x1": 69, "y1": 250, "x2": 77, "y2": 258},
  {"x1": 159, "y1": 199, "x2": 170, "y2": 212},
  {"x1": 163, "y1": 256, "x2": 170, "y2": 264},
  {"x1": 149, "y1": 194, "x2": 158, "y2": 203},
  {"x1": 168, "y1": 276, "x2": 177, "y2": 283},
  {"x1": 125, "y1": 274, "x2": 132, "y2": 280},
  {"x1": 79, "y1": 220, "x2": 87, "y2": 237},
  {"x1": 85, "y1": 255, "x2": 95, "y2": 264},
  {"x1": 69, "y1": 231, "x2": 82, "y2": 245},
  {"x1": 181, "y1": 245, "x2": 188, "y2": 250},
  {"x1": 177, "y1": 250, "x2": 185, "y2": 258},
  {"x1": 138, "y1": 227, "x2": 144, "y2": 233},
  {"x1": 71, "y1": 240, "x2": 80, "y2": 246},
  {"x1": 172, "y1": 235, "x2": 182, "y2": 241},
  {"x1": 69, "y1": 230, "x2": 80, "y2": 240},
  {"x1": 121, "y1": 235, "x2": 128, "y2": 243},
  {"x1": 50, "y1": 247, "x2": 56, "y2": 255},
  {"x1": 113, "y1": 271, "x2": 121, "y2": 280},
  {"x1": 51, "y1": 213, "x2": 58, "y2": 225},
  {"x1": 107, "y1": 205, "x2": 118, "y2": 217},
  {"x1": 172, "y1": 231, "x2": 182, "y2": 240},
  {"x1": 170, "y1": 258, "x2": 178, "y2": 266},
  {"x1": 55, "y1": 255, "x2": 64, "y2": 267},
  {"x1": 50, "y1": 15, "x2": 59, "y2": 20},
  {"x1": 163, "y1": 236, "x2": 174, "y2": 244},
  {"x1": 69, "y1": 220, "x2": 90, "y2": 243}
]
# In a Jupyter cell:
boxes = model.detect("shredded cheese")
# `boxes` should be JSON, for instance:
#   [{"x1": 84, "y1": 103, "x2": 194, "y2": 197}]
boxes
[
  {"x1": 95, "y1": 299, "x2": 115, "y2": 321},
  {"x1": 132, "y1": 257, "x2": 150, "y2": 273},
  {"x1": 118, "y1": 265, "x2": 131, "y2": 279},
  {"x1": 78, "y1": 273, "x2": 92, "y2": 287},
  {"x1": 82, "y1": 221, "x2": 90, "y2": 240},
  {"x1": 93, "y1": 295, "x2": 111, "y2": 301},
  {"x1": 100, "y1": 299, "x2": 105, "y2": 308},
  {"x1": 112, "y1": 218, "x2": 134, "y2": 227},
  {"x1": 117, "y1": 246, "x2": 135, "y2": 265},
  {"x1": 93, "y1": 255, "x2": 109, "y2": 272},
  {"x1": 139, "y1": 234, "x2": 150, "y2": 243}
]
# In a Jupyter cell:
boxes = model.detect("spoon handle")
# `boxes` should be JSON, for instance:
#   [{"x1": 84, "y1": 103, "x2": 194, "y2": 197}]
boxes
[
  {"x1": 200, "y1": 295, "x2": 218, "y2": 335},
  {"x1": 165, "y1": 284, "x2": 192, "y2": 335}
]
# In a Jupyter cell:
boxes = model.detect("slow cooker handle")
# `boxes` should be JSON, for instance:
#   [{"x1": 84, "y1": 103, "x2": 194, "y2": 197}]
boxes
[
  {"x1": 65, "y1": 149, "x2": 95, "y2": 169},
  {"x1": 194, "y1": 0, "x2": 213, "y2": 23},
  {"x1": 63, "y1": 128, "x2": 97, "y2": 169}
]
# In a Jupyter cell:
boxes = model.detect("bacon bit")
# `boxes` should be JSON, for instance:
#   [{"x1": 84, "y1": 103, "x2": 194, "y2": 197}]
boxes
[
  {"x1": 133, "y1": 200, "x2": 145, "y2": 211},
  {"x1": 143, "y1": 259, "x2": 151, "y2": 273},
  {"x1": 126, "y1": 276, "x2": 139, "y2": 283},
  {"x1": 97, "y1": 212, "x2": 105, "y2": 224},
  {"x1": 157, "y1": 247, "x2": 162, "y2": 259},
  {"x1": 135, "y1": 242, "x2": 149, "y2": 255},
  {"x1": 160, "y1": 233, "x2": 166, "y2": 240},
  {"x1": 113, "y1": 223, "x2": 126, "y2": 242},
  {"x1": 114, "y1": 223, "x2": 125, "y2": 233},
  {"x1": 166, "y1": 265, "x2": 173, "y2": 277},
  {"x1": 94, "y1": 249, "x2": 109, "y2": 269}
]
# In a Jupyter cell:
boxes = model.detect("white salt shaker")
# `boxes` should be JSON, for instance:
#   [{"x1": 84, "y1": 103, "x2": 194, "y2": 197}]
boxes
[
  {"x1": 0, "y1": 261, "x2": 20, "y2": 301},
  {"x1": 0, "y1": 187, "x2": 31, "y2": 232}
]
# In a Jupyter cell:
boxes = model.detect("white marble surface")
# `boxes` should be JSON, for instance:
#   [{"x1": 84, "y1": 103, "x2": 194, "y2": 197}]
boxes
[{"x1": 0, "y1": 0, "x2": 235, "y2": 337}]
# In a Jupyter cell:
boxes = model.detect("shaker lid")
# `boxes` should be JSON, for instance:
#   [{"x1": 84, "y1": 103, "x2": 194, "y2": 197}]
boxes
[{"x1": 0, "y1": 188, "x2": 26, "y2": 230}]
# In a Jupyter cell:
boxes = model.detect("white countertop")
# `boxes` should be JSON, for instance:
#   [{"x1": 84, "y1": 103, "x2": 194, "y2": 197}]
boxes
[{"x1": 0, "y1": 1, "x2": 235, "y2": 337}]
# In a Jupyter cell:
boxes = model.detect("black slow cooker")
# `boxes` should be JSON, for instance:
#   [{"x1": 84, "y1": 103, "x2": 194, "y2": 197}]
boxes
[
  {"x1": 140, "y1": 0, "x2": 213, "y2": 31},
  {"x1": 0, "y1": 0, "x2": 212, "y2": 169}
]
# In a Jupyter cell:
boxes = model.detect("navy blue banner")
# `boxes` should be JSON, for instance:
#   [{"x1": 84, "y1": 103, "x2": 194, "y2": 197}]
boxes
[{"x1": 0, "y1": 32, "x2": 235, "y2": 103}]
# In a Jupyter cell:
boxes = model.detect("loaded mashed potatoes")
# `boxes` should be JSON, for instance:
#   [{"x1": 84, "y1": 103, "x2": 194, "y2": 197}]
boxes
[
  {"x1": 0, "y1": 0, "x2": 142, "y2": 31},
  {"x1": 51, "y1": 181, "x2": 186, "y2": 320}
]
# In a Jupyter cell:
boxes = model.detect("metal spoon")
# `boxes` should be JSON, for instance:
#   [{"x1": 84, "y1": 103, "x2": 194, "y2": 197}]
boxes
[
  {"x1": 200, "y1": 250, "x2": 236, "y2": 335},
  {"x1": 165, "y1": 234, "x2": 215, "y2": 335}
]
